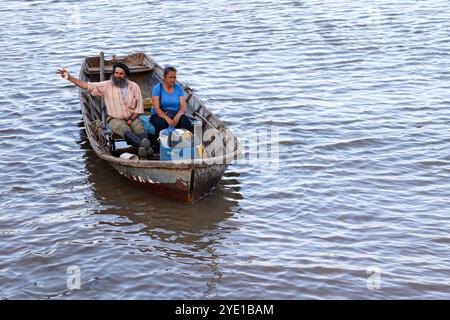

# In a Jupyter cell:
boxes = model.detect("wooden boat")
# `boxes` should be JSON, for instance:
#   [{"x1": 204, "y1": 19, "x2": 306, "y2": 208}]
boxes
[{"x1": 79, "y1": 52, "x2": 241, "y2": 202}]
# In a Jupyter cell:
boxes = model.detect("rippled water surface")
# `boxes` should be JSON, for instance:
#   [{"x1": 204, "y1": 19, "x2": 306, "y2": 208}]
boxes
[{"x1": 1, "y1": 0, "x2": 450, "y2": 299}]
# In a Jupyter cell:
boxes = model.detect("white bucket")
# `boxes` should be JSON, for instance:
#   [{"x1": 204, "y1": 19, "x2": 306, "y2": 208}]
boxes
[
  {"x1": 159, "y1": 128, "x2": 188, "y2": 148},
  {"x1": 119, "y1": 152, "x2": 139, "y2": 161}
]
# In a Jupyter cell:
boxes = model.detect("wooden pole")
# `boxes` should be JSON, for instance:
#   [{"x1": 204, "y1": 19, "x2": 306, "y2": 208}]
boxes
[{"x1": 99, "y1": 51, "x2": 106, "y2": 130}]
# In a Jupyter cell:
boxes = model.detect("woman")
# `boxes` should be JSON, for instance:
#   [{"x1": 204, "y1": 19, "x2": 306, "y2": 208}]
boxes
[{"x1": 150, "y1": 66, "x2": 192, "y2": 149}]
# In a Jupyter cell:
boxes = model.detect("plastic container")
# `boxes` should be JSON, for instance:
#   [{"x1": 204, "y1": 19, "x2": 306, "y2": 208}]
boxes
[
  {"x1": 160, "y1": 143, "x2": 205, "y2": 161},
  {"x1": 160, "y1": 128, "x2": 201, "y2": 146},
  {"x1": 159, "y1": 127, "x2": 205, "y2": 161},
  {"x1": 119, "y1": 152, "x2": 139, "y2": 161}
]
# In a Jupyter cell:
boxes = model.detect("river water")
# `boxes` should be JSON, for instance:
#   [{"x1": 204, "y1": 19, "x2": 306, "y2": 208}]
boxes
[{"x1": 1, "y1": 0, "x2": 450, "y2": 299}]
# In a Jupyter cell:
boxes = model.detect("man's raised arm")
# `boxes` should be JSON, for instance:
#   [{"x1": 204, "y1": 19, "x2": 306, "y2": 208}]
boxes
[
  {"x1": 58, "y1": 68, "x2": 108, "y2": 97},
  {"x1": 58, "y1": 68, "x2": 89, "y2": 90}
]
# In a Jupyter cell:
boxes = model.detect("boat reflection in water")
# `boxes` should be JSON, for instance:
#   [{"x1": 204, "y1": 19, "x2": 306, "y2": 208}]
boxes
[{"x1": 79, "y1": 132, "x2": 242, "y2": 298}]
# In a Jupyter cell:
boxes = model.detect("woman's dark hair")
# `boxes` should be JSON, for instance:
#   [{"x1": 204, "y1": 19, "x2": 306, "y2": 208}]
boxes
[{"x1": 163, "y1": 66, "x2": 177, "y2": 77}]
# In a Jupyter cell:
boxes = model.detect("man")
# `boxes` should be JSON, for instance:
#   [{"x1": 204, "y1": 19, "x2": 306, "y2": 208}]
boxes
[{"x1": 58, "y1": 62, "x2": 153, "y2": 157}]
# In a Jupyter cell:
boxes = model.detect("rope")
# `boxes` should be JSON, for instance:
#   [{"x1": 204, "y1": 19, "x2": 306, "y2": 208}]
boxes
[{"x1": 89, "y1": 119, "x2": 106, "y2": 146}]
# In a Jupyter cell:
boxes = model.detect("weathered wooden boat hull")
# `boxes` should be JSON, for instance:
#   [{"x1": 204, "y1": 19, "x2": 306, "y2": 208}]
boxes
[
  {"x1": 110, "y1": 163, "x2": 227, "y2": 202},
  {"x1": 78, "y1": 53, "x2": 240, "y2": 202}
]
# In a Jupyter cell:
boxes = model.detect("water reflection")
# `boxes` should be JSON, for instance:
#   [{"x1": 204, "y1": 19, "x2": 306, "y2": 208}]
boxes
[{"x1": 78, "y1": 128, "x2": 242, "y2": 298}]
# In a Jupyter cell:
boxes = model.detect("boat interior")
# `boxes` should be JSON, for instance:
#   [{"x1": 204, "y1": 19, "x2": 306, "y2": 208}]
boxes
[{"x1": 79, "y1": 53, "x2": 239, "y2": 162}]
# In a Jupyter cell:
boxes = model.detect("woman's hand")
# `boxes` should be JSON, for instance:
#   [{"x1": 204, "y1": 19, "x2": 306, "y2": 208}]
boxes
[
  {"x1": 164, "y1": 116, "x2": 174, "y2": 127},
  {"x1": 172, "y1": 113, "x2": 182, "y2": 127}
]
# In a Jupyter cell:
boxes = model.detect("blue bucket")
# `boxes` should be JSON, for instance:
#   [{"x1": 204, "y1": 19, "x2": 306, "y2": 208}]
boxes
[{"x1": 160, "y1": 144, "x2": 204, "y2": 161}]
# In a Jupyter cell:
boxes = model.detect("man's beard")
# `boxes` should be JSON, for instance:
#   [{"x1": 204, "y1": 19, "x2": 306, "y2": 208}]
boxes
[{"x1": 111, "y1": 74, "x2": 128, "y2": 88}]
